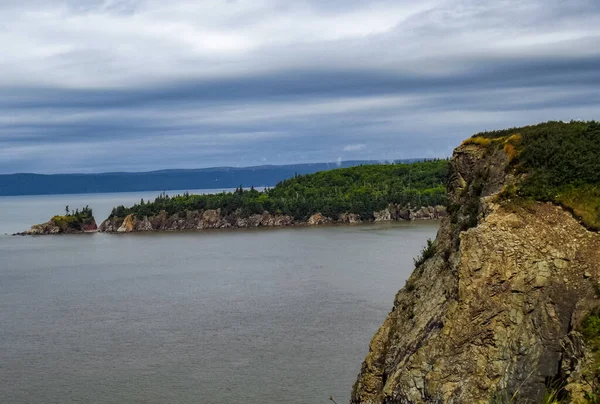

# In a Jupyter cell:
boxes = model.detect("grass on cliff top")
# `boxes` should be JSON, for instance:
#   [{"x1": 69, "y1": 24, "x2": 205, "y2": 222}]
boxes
[
  {"x1": 470, "y1": 121, "x2": 600, "y2": 231},
  {"x1": 108, "y1": 160, "x2": 449, "y2": 222}
]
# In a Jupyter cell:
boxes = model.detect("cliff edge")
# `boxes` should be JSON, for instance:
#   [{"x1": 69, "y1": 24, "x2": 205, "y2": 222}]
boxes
[{"x1": 352, "y1": 122, "x2": 600, "y2": 403}]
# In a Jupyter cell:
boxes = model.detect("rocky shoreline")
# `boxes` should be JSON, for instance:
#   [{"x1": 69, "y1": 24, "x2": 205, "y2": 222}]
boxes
[
  {"x1": 14, "y1": 218, "x2": 98, "y2": 236},
  {"x1": 98, "y1": 204, "x2": 447, "y2": 233},
  {"x1": 14, "y1": 204, "x2": 446, "y2": 235}
]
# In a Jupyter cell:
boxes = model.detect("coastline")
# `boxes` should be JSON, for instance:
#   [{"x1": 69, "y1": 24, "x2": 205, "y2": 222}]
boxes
[
  {"x1": 13, "y1": 204, "x2": 447, "y2": 236},
  {"x1": 98, "y1": 205, "x2": 447, "y2": 234}
]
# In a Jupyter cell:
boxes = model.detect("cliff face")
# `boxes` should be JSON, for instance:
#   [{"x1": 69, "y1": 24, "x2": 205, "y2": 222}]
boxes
[
  {"x1": 98, "y1": 205, "x2": 447, "y2": 233},
  {"x1": 352, "y1": 143, "x2": 600, "y2": 403}
]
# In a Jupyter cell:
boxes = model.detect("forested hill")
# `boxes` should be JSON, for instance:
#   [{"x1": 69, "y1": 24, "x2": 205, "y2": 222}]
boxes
[
  {"x1": 0, "y1": 159, "x2": 423, "y2": 196},
  {"x1": 109, "y1": 160, "x2": 449, "y2": 221}
]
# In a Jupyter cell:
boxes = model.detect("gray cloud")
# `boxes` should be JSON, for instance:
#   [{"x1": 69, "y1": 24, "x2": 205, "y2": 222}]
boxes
[{"x1": 0, "y1": 0, "x2": 599, "y2": 173}]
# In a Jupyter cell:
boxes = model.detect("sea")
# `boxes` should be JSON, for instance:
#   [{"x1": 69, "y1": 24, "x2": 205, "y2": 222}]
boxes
[{"x1": 0, "y1": 189, "x2": 439, "y2": 404}]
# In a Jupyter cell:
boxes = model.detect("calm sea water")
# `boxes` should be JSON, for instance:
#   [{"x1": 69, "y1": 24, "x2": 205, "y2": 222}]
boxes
[{"x1": 0, "y1": 191, "x2": 439, "y2": 404}]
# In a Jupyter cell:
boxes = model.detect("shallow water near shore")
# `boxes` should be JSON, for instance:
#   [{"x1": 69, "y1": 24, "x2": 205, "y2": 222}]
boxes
[{"x1": 0, "y1": 192, "x2": 439, "y2": 404}]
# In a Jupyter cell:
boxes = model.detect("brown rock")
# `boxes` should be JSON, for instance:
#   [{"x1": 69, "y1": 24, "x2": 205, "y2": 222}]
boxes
[
  {"x1": 339, "y1": 213, "x2": 362, "y2": 224},
  {"x1": 116, "y1": 214, "x2": 135, "y2": 233},
  {"x1": 200, "y1": 209, "x2": 221, "y2": 229},
  {"x1": 374, "y1": 208, "x2": 392, "y2": 222},
  {"x1": 307, "y1": 213, "x2": 329, "y2": 225}
]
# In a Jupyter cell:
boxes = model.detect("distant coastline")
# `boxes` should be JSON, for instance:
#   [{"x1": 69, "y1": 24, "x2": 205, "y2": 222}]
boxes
[
  {"x1": 0, "y1": 159, "x2": 424, "y2": 197},
  {"x1": 97, "y1": 205, "x2": 446, "y2": 234},
  {"x1": 14, "y1": 205, "x2": 445, "y2": 236},
  {"x1": 15, "y1": 160, "x2": 449, "y2": 235}
]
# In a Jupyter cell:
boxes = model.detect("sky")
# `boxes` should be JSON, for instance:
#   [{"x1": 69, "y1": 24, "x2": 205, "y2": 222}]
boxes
[{"x1": 1, "y1": 0, "x2": 600, "y2": 174}]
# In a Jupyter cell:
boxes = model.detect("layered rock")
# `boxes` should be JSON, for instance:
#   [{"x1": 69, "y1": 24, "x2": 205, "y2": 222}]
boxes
[
  {"x1": 99, "y1": 210, "x2": 296, "y2": 233},
  {"x1": 351, "y1": 144, "x2": 600, "y2": 402}
]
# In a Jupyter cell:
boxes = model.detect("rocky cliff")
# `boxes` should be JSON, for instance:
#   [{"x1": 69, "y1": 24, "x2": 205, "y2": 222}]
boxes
[
  {"x1": 98, "y1": 205, "x2": 447, "y2": 233},
  {"x1": 352, "y1": 141, "x2": 600, "y2": 402}
]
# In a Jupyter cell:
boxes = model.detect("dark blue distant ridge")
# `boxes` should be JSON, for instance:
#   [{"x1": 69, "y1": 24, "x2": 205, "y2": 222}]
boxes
[{"x1": 0, "y1": 159, "x2": 423, "y2": 196}]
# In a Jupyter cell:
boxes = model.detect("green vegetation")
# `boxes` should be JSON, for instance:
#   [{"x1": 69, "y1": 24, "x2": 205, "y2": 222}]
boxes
[
  {"x1": 580, "y1": 308, "x2": 600, "y2": 403},
  {"x1": 51, "y1": 206, "x2": 95, "y2": 231},
  {"x1": 471, "y1": 121, "x2": 600, "y2": 230},
  {"x1": 109, "y1": 160, "x2": 449, "y2": 221},
  {"x1": 414, "y1": 238, "x2": 435, "y2": 267},
  {"x1": 582, "y1": 308, "x2": 600, "y2": 350}
]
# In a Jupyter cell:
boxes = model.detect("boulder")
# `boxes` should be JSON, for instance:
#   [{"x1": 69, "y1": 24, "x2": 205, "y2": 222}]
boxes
[
  {"x1": 200, "y1": 209, "x2": 221, "y2": 229},
  {"x1": 338, "y1": 213, "x2": 362, "y2": 224},
  {"x1": 374, "y1": 208, "x2": 392, "y2": 222},
  {"x1": 247, "y1": 214, "x2": 263, "y2": 227},
  {"x1": 272, "y1": 215, "x2": 293, "y2": 226},
  {"x1": 116, "y1": 214, "x2": 135, "y2": 233},
  {"x1": 397, "y1": 208, "x2": 412, "y2": 220},
  {"x1": 307, "y1": 213, "x2": 329, "y2": 225}
]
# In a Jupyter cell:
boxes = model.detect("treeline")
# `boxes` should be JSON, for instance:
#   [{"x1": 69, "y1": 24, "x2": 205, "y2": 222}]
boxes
[
  {"x1": 51, "y1": 205, "x2": 95, "y2": 230},
  {"x1": 109, "y1": 160, "x2": 449, "y2": 221},
  {"x1": 474, "y1": 120, "x2": 600, "y2": 230},
  {"x1": 63, "y1": 205, "x2": 94, "y2": 218}
]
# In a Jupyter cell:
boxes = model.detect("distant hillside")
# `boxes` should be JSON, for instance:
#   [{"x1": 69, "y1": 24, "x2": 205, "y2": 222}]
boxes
[
  {"x1": 0, "y1": 159, "x2": 422, "y2": 196},
  {"x1": 99, "y1": 160, "x2": 449, "y2": 232},
  {"x1": 106, "y1": 160, "x2": 448, "y2": 222}
]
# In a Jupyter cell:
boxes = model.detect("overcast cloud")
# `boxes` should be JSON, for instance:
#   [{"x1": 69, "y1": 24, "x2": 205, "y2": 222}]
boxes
[{"x1": 1, "y1": 0, "x2": 599, "y2": 173}]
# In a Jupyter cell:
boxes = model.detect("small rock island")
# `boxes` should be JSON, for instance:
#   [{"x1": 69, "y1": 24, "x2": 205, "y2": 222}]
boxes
[{"x1": 15, "y1": 206, "x2": 97, "y2": 235}]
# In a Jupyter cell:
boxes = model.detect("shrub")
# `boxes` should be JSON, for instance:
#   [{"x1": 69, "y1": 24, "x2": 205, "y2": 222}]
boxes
[
  {"x1": 580, "y1": 308, "x2": 600, "y2": 402},
  {"x1": 474, "y1": 121, "x2": 600, "y2": 231},
  {"x1": 462, "y1": 137, "x2": 492, "y2": 147},
  {"x1": 504, "y1": 133, "x2": 523, "y2": 145},
  {"x1": 582, "y1": 308, "x2": 600, "y2": 350},
  {"x1": 503, "y1": 143, "x2": 519, "y2": 163},
  {"x1": 414, "y1": 238, "x2": 435, "y2": 267},
  {"x1": 498, "y1": 184, "x2": 518, "y2": 199}
]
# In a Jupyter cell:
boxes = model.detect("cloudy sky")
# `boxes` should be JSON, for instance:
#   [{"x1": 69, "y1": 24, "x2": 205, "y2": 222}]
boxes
[{"x1": 1, "y1": 0, "x2": 599, "y2": 174}]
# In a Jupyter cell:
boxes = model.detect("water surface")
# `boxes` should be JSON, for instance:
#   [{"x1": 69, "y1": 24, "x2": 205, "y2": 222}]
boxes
[{"x1": 0, "y1": 192, "x2": 439, "y2": 404}]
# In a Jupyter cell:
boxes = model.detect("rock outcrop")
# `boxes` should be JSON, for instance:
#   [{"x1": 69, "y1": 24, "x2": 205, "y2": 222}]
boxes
[
  {"x1": 15, "y1": 215, "x2": 98, "y2": 235},
  {"x1": 99, "y1": 210, "x2": 297, "y2": 233},
  {"x1": 99, "y1": 205, "x2": 446, "y2": 233},
  {"x1": 339, "y1": 213, "x2": 362, "y2": 224},
  {"x1": 351, "y1": 143, "x2": 600, "y2": 403},
  {"x1": 307, "y1": 213, "x2": 329, "y2": 225}
]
